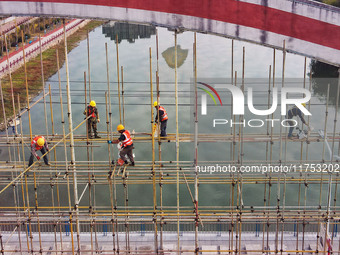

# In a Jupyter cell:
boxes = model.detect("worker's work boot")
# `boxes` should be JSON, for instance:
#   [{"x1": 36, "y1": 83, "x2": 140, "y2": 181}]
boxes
[
  {"x1": 94, "y1": 133, "x2": 101, "y2": 138},
  {"x1": 129, "y1": 162, "x2": 135, "y2": 166}
]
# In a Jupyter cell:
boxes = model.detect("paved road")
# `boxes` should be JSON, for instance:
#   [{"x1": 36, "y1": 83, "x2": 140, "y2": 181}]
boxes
[
  {"x1": 0, "y1": 19, "x2": 88, "y2": 78},
  {"x1": 0, "y1": 16, "x2": 31, "y2": 35}
]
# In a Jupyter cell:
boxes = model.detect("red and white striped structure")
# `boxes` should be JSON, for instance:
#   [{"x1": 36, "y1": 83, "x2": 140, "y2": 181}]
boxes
[{"x1": 0, "y1": 0, "x2": 340, "y2": 65}]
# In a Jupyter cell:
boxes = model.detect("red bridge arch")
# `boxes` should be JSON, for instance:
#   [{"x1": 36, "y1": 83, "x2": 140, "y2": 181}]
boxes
[{"x1": 1, "y1": 0, "x2": 340, "y2": 66}]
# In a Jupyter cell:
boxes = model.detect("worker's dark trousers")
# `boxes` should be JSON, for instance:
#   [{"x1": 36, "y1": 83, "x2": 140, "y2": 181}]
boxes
[
  {"x1": 160, "y1": 120, "x2": 167, "y2": 137},
  {"x1": 28, "y1": 148, "x2": 49, "y2": 167},
  {"x1": 287, "y1": 119, "x2": 295, "y2": 137},
  {"x1": 120, "y1": 145, "x2": 134, "y2": 164},
  {"x1": 87, "y1": 119, "x2": 98, "y2": 137}
]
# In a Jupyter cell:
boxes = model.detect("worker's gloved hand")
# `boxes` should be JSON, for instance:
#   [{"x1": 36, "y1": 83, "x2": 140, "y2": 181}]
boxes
[
  {"x1": 36, "y1": 156, "x2": 40, "y2": 160},
  {"x1": 107, "y1": 140, "x2": 112, "y2": 144}
]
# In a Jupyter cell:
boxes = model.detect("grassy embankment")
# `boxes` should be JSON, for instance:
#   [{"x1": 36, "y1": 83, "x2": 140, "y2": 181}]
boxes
[{"x1": 0, "y1": 20, "x2": 104, "y2": 130}]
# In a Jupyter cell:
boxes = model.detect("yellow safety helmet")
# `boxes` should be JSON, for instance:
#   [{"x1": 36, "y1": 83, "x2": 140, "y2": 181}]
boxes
[
  {"x1": 37, "y1": 137, "x2": 45, "y2": 147},
  {"x1": 301, "y1": 103, "x2": 306, "y2": 107},
  {"x1": 153, "y1": 101, "x2": 158, "y2": 107},
  {"x1": 117, "y1": 124, "x2": 125, "y2": 132},
  {"x1": 90, "y1": 100, "x2": 96, "y2": 107}
]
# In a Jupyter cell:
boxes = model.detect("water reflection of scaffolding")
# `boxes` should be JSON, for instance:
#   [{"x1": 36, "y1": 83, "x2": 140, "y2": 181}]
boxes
[{"x1": 0, "y1": 21, "x2": 340, "y2": 255}]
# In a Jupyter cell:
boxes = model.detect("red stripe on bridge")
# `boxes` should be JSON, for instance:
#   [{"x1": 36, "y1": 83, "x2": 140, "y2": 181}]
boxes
[{"x1": 18, "y1": 0, "x2": 340, "y2": 50}]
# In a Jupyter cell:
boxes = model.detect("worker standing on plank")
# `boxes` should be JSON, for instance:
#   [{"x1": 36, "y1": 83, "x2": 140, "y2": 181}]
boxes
[
  {"x1": 108, "y1": 124, "x2": 135, "y2": 166},
  {"x1": 28, "y1": 136, "x2": 50, "y2": 167},
  {"x1": 286, "y1": 103, "x2": 309, "y2": 139},
  {"x1": 154, "y1": 101, "x2": 168, "y2": 137},
  {"x1": 84, "y1": 100, "x2": 101, "y2": 138}
]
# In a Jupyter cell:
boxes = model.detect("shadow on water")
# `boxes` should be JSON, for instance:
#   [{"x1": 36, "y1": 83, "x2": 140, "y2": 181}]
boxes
[{"x1": 310, "y1": 60, "x2": 340, "y2": 107}]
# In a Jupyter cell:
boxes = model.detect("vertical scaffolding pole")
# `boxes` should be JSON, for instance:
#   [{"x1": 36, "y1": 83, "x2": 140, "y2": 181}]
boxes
[
  {"x1": 105, "y1": 91, "x2": 116, "y2": 254},
  {"x1": 87, "y1": 31, "x2": 92, "y2": 100},
  {"x1": 17, "y1": 95, "x2": 26, "y2": 255},
  {"x1": 115, "y1": 34, "x2": 121, "y2": 124},
  {"x1": 175, "y1": 30, "x2": 180, "y2": 255},
  {"x1": 265, "y1": 65, "x2": 272, "y2": 162},
  {"x1": 230, "y1": 40, "x2": 234, "y2": 161},
  {"x1": 39, "y1": 35, "x2": 49, "y2": 138},
  {"x1": 4, "y1": 34, "x2": 17, "y2": 136},
  {"x1": 238, "y1": 46, "x2": 246, "y2": 255},
  {"x1": 155, "y1": 28, "x2": 163, "y2": 253},
  {"x1": 263, "y1": 65, "x2": 271, "y2": 253},
  {"x1": 56, "y1": 49, "x2": 66, "y2": 254},
  {"x1": 22, "y1": 31, "x2": 32, "y2": 142},
  {"x1": 332, "y1": 68, "x2": 340, "y2": 250},
  {"x1": 84, "y1": 71, "x2": 94, "y2": 255},
  {"x1": 105, "y1": 43, "x2": 113, "y2": 137},
  {"x1": 193, "y1": 32, "x2": 199, "y2": 255},
  {"x1": 0, "y1": 80, "x2": 11, "y2": 163},
  {"x1": 121, "y1": 66, "x2": 125, "y2": 126},
  {"x1": 280, "y1": 40, "x2": 288, "y2": 255},
  {"x1": 331, "y1": 69, "x2": 340, "y2": 162},
  {"x1": 22, "y1": 29, "x2": 35, "y2": 254},
  {"x1": 276, "y1": 41, "x2": 286, "y2": 255},
  {"x1": 149, "y1": 47, "x2": 158, "y2": 254},
  {"x1": 56, "y1": 48, "x2": 71, "y2": 211},
  {"x1": 63, "y1": 19, "x2": 80, "y2": 254},
  {"x1": 48, "y1": 84, "x2": 60, "y2": 255}
]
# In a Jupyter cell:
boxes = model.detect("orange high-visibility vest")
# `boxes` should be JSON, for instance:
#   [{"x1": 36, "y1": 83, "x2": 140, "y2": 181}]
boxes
[
  {"x1": 88, "y1": 106, "x2": 96, "y2": 118},
  {"x1": 122, "y1": 130, "x2": 133, "y2": 147},
  {"x1": 31, "y1": 136, "x2": 45, "y2": 151},
  {"x1": 159, "y1": 106, "x2": 168, "y2": 121}
]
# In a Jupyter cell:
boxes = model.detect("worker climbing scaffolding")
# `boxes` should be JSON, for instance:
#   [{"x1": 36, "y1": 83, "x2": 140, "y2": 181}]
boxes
[
  {"x1": 108, "y1": 124, "x2": 135, "y2": 166},
  {"x1": 154, "y1": 101, "x2": 168, "y2": 137},
  {"x1": 84, "y1": 100, "x2": 101, "y2": 138}
]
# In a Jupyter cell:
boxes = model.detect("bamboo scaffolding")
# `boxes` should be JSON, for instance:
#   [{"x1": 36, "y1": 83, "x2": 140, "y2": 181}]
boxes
[
  {"x1": 116, "y1": 34, "x2": 121, "y2": 124},
  {"x1": 4, "y1": 34, "x2": 17, "y2": 136},
  {"x1": 63, "y1": 19, "x2": 80, "y2": 254},
  {"x1": 174, "y1": 30, "x2": 180, "y2": 255},
  {"x1": 0, "y1": 27, "x2": 339, "y2": 255},
  {"x1": 193, "y1": 32, "x2": 199, "y2": 255},
  {"x1": 15, "y1": 94, "x2": 24, "y2": 255},
  {"x1": 149, "y1": 46, "x2": 158, "y2": 254},
  {"x1": 155, "y1": 28, "x2": 163, "y2": 253},
  {"x1": 39, "y1": 35, "x2": 49, "y2": 141}
]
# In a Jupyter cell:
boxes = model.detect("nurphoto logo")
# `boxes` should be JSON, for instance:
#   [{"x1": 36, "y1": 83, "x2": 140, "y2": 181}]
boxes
[{"x1": 196, "y1": 81, "x2": 311, "y2": 128}]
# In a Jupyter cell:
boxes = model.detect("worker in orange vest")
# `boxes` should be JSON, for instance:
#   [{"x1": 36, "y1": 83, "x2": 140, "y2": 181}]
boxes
[
  {"x1": 28, "y1": 136, "x2": 50, "y2": 167},
  {"x1": 154, "y1": 101, "x2": 168, "y2": 137},
  {"x1": 83, "y1": 100, "x2": 101, "y2": 138},
  {"x1": 108, "y1": 124, "x2": 135, "y2": 166}
]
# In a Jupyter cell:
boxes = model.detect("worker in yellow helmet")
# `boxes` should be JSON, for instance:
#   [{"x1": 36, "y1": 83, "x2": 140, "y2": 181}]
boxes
[
  {"x1": 108, "y1": 124, "x2": 135, "y2": 166},
  {"x1": 287, "y1": 103, "x2": 309, "y2": 139},
  {"x1": 83, "y1": 100, "x2": 100, "y2": 138},
  {"x1": 28, "y1": 136, "x2": 50, "y2": 167},
  {"x1": 154, "y1": 101, "x2": 168, "y2": 137}
]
